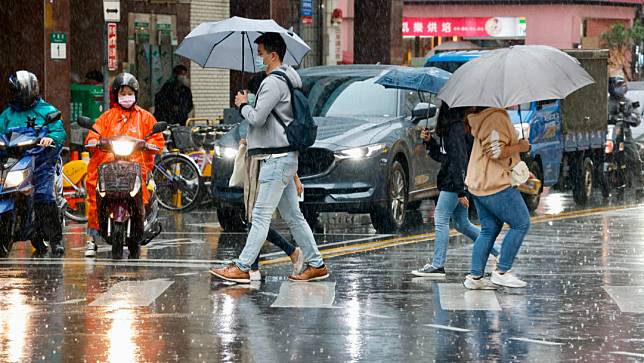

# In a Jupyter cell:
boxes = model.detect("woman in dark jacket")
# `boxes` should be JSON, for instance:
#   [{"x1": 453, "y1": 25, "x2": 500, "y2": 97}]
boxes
[{"x1": 411, "y1": 103, "x2": 481, "y2": 278}]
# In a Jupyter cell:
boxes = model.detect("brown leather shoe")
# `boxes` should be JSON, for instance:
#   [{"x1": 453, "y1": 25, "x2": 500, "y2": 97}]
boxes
[
  {"x1": 210, "y1": 263, "x2": 250, "y2": 283},
  {"x1": 288, "y1": 265, "x2": 329, "y2": 282}
]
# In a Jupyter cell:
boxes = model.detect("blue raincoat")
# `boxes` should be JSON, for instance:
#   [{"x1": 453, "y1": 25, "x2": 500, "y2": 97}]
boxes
[{"x1": 0, "y1": 99, "x2": 67, "y2": 202}]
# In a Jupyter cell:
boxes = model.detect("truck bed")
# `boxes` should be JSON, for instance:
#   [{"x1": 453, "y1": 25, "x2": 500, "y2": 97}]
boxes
[{"x1": 561, "y1": 49, "x2": 609, "y2": 151}]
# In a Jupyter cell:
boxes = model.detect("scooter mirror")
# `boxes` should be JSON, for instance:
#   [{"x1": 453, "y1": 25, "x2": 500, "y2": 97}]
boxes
[
  {"x1": 76, "y1": 116, "x2": 94, "y2": 129},
  {"x1": 147, "y1": 122, "x2": 168, "y2": 138},
  {"x1": 45, "y1": 111, "x2": 62, "y2": 125},
  {"x1": 76, "y1": 116, "x2": 100, "y2": 135}
]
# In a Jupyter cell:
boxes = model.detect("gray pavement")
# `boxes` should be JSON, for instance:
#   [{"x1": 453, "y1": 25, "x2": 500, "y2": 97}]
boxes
[{"x1": 1, "y1": 190, "x2": 644, "y2": 362}]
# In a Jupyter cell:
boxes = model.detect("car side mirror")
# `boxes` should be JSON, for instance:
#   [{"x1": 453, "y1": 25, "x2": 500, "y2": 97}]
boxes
[
  {"x1": 146, "y1": 121, "x2": 168, "y2": 139},
  {"x1": 412, "y1": 103, "x2": 437, "y2": 122},
  {"x1": 45, "y1": 111, "x2": 62, "y2": 125}
]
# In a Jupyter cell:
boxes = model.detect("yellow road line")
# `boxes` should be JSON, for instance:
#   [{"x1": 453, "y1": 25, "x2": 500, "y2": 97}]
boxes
[{"x1": 260, "y1": 203, "x2": 641, "y2": 266}]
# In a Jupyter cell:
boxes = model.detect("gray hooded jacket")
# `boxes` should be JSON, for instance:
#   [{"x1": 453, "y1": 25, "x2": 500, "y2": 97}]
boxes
[{"x1": 241, "y1": 65, "x2": 302, "y2": 155}]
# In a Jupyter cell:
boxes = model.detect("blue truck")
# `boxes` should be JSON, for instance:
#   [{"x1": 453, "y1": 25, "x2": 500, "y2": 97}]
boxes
[{"x1": 426, "y1": 49, "x2": 609, "y2": 210}]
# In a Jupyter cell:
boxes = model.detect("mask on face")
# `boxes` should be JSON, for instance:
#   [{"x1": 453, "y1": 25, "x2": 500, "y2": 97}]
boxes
[
  {"x1": 248, "y1": 93, "x2": 256, "y2": 106},
  {"x1": 118, "y1": 95, "x2": 136, "y2": 109},
  {"x1": 254, "y1": 56, "x2": 266, "y2": 72},
  {"x1": 177, "y1": 75, "x2": 189, "y2": 86}
]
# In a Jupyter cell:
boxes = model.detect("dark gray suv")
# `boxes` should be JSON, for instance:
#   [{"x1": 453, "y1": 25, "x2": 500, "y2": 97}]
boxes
[{"x1": 211, "y1": 65, "x2": 440, "y2": 233}]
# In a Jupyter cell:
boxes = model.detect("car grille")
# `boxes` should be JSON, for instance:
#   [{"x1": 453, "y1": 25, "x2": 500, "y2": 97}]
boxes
[
  {"x1": 99, "y1": 162, "x2": 140, "y2": 193},
  {"x1": 298, "y1": 148, "x2": 335, "y2": 177}
]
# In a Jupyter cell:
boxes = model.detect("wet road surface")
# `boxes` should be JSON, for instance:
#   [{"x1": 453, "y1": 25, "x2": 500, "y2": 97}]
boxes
[{"x1": 1, "y1": 189, "x2": 644, "y2": 362}]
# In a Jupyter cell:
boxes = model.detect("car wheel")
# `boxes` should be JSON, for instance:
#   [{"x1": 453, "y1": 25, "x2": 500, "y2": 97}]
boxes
[
  {"x1": 302, "y1": 210, "x2": 322, "y2": 233},
  {"x1": 370, "y1": 160, "x2": 408, "y2": 234},
  {"x1": 217, "y1": 208, "x2": 246, "y2": 232}
]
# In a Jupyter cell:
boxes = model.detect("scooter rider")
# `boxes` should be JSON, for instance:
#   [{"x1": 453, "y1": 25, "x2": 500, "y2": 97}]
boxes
[
  {"x1": 84, "y1": 73, "x2": 165, "y2": 257},
  {"x1": 608, "y1": 76, "x2": 644, "y2": 187},
  {"x1": 0, "y1": 70, "x2": 67, "y2": 256}
]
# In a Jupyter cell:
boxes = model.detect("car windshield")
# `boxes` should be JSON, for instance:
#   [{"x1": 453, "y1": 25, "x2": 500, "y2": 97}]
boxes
[{"x1": 302, "y1": 75, "x2": 398, "y2": 118}]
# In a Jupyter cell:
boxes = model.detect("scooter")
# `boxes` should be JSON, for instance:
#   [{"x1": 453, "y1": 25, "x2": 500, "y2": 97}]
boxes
[
  {"x1": 77, "y1": 116, "x2": 166, "y2": 259},
  {"x1": 0, "y1": 111, "x2": 61, "y2": 257},
  {"x1": 602, "y1": 101, "x2": 640, "y2": 198}
]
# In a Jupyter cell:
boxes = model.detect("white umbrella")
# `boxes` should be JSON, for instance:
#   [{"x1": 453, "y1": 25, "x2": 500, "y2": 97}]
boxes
[
  {"x1": 437, "y1": 45, "x2": 595, "y2": 108},
  {"x1": 175, "y1": 16, "x2": 310, "y2": 72}
]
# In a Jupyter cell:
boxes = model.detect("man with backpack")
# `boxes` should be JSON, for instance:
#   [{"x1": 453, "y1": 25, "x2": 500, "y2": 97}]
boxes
[{"x1": 209, "y1": 32, "x2": 329, "y2": 283}]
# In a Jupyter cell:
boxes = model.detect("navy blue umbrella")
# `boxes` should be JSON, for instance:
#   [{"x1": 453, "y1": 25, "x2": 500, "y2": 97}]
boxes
[{"x1": 375, "y1": 67, "x2": 452, "y2": 94}]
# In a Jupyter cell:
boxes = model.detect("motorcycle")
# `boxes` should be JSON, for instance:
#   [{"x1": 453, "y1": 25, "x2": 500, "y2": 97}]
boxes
[
  {"x1": 0, "y1": 111, "x2": 61, "y2": 257},
  {"x1": 77, "y1": 116, "x2": 167, "y2": 259},
  {"x1": 602, "y1": 100, "x2": 640, "y2": 198}
]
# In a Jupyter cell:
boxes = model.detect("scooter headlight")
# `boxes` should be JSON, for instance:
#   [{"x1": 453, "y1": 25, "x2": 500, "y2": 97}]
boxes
[
  {"x1": 112, "y1": 140, "x2": 137, "y2": 157},
  {"x1": 130, "y1": 175, "x2": 141, "y2": 197},
  {"x1": 4, "y1": 170, "x2": 27, "y2": 189}
]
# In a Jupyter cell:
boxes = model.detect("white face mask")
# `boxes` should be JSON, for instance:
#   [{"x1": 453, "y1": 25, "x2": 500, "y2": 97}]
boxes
[{"x1": 118, "y1": 95, "x2": 136, "y2": 109}]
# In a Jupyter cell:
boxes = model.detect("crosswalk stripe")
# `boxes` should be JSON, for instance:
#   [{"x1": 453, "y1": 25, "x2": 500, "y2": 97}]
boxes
[
  {"x1": 438, "y1": 283, "x2": 501, "y2": 311},
  {"x1": 271, "y1": 282, "x2": 336, "y2": 308},
  {"x1": 89, "y1": 279, "x2": 174, "y2": 307},
  {"x1": 602, "y1": 286, "x2": 644, "y2": 313}
]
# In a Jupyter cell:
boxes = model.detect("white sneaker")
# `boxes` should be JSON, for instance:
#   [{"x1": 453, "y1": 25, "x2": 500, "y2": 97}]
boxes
[
  {"x1": 249, "y1": 269, "x2": 262, "y2": 281},
  {"x1": 491, "y1": 271, "x2": 527, "y2": 288},
  {"x1": 290, "y1": 247, "x2": 305, "y2": 276},
  {"x1": 463, "y1": 274, "x2": 497, "y2": 290},
  {"x1": 84, "y1": 240, "x2": 97, "y2": 257}
]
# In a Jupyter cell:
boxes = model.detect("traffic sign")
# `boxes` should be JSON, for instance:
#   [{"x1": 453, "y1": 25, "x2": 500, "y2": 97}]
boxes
[
  {"x1": 103, "y1": 1, "x2": 120, "y2": 22},
  {"x1": 50, "y1": 32, "x2": 67, "y2": 60}
]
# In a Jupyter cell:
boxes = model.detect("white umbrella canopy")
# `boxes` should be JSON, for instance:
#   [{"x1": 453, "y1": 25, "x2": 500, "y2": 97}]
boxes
[
  {"x1": 437, "y1": 45, "x2": 595, "y2": 108},
  {"x1": 175, "y1": 16, "x2": 310, "y2": 72}
]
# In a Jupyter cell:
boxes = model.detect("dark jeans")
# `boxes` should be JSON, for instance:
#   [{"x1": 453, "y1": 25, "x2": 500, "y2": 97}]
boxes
[
  {"x1": 250, "y1": 223, "x2": 296, "y2": 270},
  {"x1": 470, "y1": 187, "x2": 530, "y2": 276}
]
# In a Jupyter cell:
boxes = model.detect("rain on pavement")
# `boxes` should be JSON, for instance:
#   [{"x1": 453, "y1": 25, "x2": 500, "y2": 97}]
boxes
[{"x1": 1, "y1": 190, "x2": 644, "y2": 362}]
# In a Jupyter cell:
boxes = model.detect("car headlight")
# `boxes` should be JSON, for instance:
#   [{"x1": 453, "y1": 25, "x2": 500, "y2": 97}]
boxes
[
  {"x1": 513, "y1": 123, "x2": 531, "y2": 139},
  {"x1": 336, "y1": 144, "x2": 387, "y2": 159},
  {"x1": 214, "y1": 145, "x2": 238, "y2": 159},
  {"x1": 112, "y1": 140, "x2": 137, "y2": 157},
  {"x1": 4, "y1": 170, "x2": 27, "y2": 189}
]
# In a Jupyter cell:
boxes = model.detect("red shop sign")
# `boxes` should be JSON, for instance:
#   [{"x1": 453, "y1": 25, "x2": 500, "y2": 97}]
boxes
[
  {"x1": 107, "y1": 22, "x2": 118, "y2": 71},
  {"x1": 402, "y1": 17, "x2": 526, "y2": 38}
]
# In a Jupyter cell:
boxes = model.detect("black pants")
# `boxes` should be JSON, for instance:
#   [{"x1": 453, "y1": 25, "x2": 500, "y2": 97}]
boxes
[{"x1": 32, "y1": 201, "x2": 63, "y2": 246}]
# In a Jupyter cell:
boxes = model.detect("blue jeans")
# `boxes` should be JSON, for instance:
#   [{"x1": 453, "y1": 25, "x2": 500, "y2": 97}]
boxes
[
  {"x1": 250, "y1": 224, "x2": 296, "y2": 270},
  {"x1": 431, "y1": 191, "x2": 480, "y2": 268},
  {"x1": 234, "y1": 152, "x2": 323, "y2": 271},
  {"x1": 470, "y1": 187, "x2": 530, "y2": 277}
]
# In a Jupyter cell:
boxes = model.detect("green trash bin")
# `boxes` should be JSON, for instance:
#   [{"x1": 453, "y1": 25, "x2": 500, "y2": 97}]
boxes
[{"x1": 70, "y1": 83, "x2": 104, "y2": 122}]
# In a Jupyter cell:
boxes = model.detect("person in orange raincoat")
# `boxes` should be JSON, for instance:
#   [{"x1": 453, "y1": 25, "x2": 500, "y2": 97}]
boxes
[{"x1": 83, "y1": 73, "x2": 165, "y2": 257}]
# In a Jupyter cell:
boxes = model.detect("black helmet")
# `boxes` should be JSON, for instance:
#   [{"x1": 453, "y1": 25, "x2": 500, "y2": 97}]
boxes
[
  {"x1": 609, "y1": 76, "x2": 627, "y2": 97},
  {"x1": 8, "y1": 70, "x2": 39, "y2": 109},
  {"x1": 111, "y1": 72, "x2": 139, "y2": 101}
]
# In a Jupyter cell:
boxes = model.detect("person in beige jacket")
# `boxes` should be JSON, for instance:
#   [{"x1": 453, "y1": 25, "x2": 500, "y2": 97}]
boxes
[{"x1": 463, "y1": 107, "x2": 531, "y2": 290}]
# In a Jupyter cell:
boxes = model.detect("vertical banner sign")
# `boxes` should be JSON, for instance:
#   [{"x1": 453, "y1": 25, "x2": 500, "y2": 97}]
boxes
[
  {"x1": 301, "y1": 0, "x2": 313, "y2": 24},
  {"x1": 107, "y1": 23, "x2": 118, "y2": 71},
  {"x1": 50, "y1": 33, "x2": 67, "y2": 59}
]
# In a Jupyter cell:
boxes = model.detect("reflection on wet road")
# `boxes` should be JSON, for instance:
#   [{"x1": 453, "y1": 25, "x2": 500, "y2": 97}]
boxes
[{"x1": 1, "y1": 189, "x2": 644, "y2": 361}]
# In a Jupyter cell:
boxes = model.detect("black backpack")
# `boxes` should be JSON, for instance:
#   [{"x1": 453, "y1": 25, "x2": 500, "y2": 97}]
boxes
[{"x1": 270, "y1": 71, "x2": 317, "y2": 152}]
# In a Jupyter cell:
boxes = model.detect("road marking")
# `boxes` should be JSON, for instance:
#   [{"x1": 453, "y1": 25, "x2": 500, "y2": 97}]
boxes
[
  {"x1": 438, "y1": 283, "x2": 501, "y2": 311},
  {"x1": 89, "y1": 278, "x2": 174, "y2": 307},
  {"x1": 271, "y1": 282, "x2": 336, "y2": 308},
  {"x1": 0, "y1": 259, "x2": 226, "y2": 269},
  {"x1": 53, "y1": 298, "x2": 86, "y2": 305},
  {"x1": 509, "y1": 337, "x2": 564, "y2": 346},
  {"x1": 174, "y1": 272, "x2": 200, "y2": 276},
  {"x1": 261, "y1": 204, "x2": 643, "y2": 266},
  {"x1": 359, "y1": 312, "x2": 394, "y2": 319},
  {"x1": 610, "y1": 351, "x2": 644, "y2": 358},
  {"x1": 602, "y1": 286, "x2": 644, "y2": 313},
  {"x1": 425, "y1": 324, "x2": 472, "y2": 332}
]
